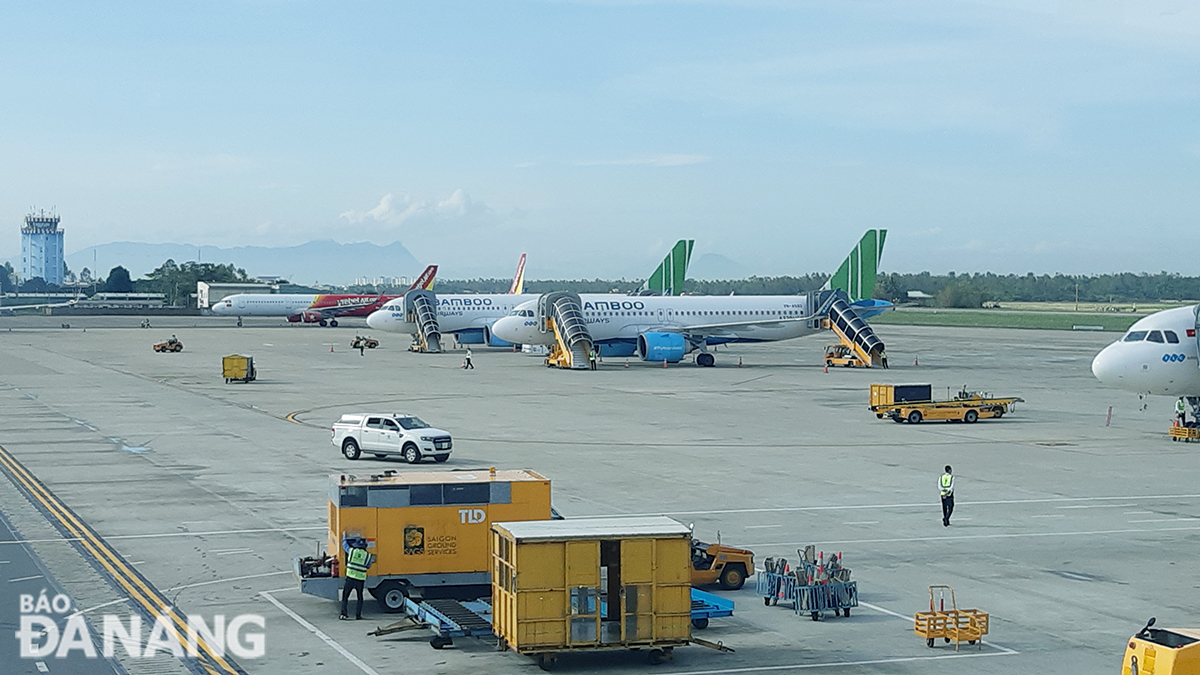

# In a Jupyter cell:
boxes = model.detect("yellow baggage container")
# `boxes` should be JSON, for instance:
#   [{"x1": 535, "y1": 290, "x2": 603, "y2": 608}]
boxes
[
  {"x1": 296, "y1": 469, "x2": 552, "y2": 610},
  {"x1": 1122, "y1": 619, "x2": 1200, "y2": 675},
  {"x1": 222, "y1": 354, "x2": 256, "y2": 383},
  {"x1": 491, "y1": 516, "x2": 693, "y2": 668}
]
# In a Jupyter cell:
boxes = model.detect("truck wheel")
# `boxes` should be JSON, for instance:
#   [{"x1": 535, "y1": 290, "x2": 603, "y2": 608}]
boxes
[
  {"x1": 403, "y1": 444, "x2": 421, "y2": 464},
  {"x1": 537, "y1": 654, "x2": 558, "y2": 671},
  {"x1": 964, "y1": 409, "x2": 979, "y2": 423},
  {"x1": 719, "y1": 564, "x2": 746, "y2": 590},
  {"x1": 375, "y1": 582, "x2": 407, "y2": 613},
  {"x1": 342, "y1": 439, "x2": 361, "y2": 460},
  {"x1": 691, "y1": 617, "x2": 709, "y2": 630},
  {"x1": 648, "y1": 649, "x2": 666, "y2": 665},
  {"x1": 430, "y1": 636, "x2": 452, "y2": 649},
  {"x1": 433, "y1": 454, "x2": 450, "y2": 463},
  {"x1": 907, "y1": 410, "x2": 923, "y2": 424}
]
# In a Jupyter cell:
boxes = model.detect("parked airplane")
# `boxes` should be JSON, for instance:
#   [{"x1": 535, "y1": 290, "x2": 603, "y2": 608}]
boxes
[
  {"x1": 490, "y1": 230, "x2": 889, "y2": 367},
  {"x1": 364, "y1": 241, "x2": 696, "y2": 345},
  {"x1": 1091, "y1": 305, "x2": 1200, "y2": 397},
  {"x1": 210, "y1": 265, "x2": 437, "y2": 326}
]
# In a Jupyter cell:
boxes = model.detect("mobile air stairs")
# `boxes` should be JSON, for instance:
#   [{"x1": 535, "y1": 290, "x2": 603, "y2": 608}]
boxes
[
  {"x1": 537, "y1": 291, "x2": 594, "y2": 370},
  {"x1": 404, "y1": 289, "x2": 442, "y2": 353},
  {"x1": 820, "y1": 290, "x2": 885, "y2": 368}
]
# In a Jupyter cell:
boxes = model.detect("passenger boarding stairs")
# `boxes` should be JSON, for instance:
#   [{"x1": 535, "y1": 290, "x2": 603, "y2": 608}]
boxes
[
  {"x1": 404, "y1": 290, "x2": 442, "y2": 353},
  {"x1": 538, "y1": 292, "x2": 594, "y2": 370},
  {"x1": 819, "y1": 290, "x2": 885, "y2": 367}
]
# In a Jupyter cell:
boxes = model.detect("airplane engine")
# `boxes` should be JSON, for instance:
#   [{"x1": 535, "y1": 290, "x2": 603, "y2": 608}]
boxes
[
  {"x1": 456, "y1": 329, "x2": 486, "y2": 345},
  {"x1": 483, "y1": 325, "x2": 514, "y2": 348},
  {"x1": 301, "y1": 310, "x2": 325, "y2": 323},
  {"x1": 286, "y1": 314, "x2": 303, "y2": 323},
  {"x1": 637, "y1": 332, "x2": 686, "y2": 363}
]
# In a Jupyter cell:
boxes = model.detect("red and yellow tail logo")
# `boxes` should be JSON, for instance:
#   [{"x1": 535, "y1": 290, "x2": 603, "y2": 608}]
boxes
[
  {"x1": 409, "y1": 265, "x2": 437, "y2": 291},
  {"x1": 508, "y1": 254, "x2": 527, "y2": 294}
]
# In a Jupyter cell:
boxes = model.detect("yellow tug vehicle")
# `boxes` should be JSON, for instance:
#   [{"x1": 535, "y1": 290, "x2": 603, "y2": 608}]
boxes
[{"x1": 1123, "y1": 617, "x2": 1200, "y2": 674}]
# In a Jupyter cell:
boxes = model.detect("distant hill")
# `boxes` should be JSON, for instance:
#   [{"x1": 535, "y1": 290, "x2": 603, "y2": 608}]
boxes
[
  {"x1": 64, "y1": 240, "x2": 422, "y2": 286},
  {"x1": 688, "y1": 253, "x2": 748, "y2": 280}
]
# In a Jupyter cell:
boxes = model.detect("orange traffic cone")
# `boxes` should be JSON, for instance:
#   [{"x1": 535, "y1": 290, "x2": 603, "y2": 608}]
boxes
[
  {"x1": 823, "y1": 363, "x2": 828, "y2": 373},
  {"x1": 662, "y1": 359, "x2": 667, "y2": 369},
  {"x1": 624, "y1": 361, "x2": 629, "y2": 369},
  {"x1": 329, "y1": 344, "x2": 334, "y2": 353},
  {"x1": 738, "y1": 357, "x2": 743, "y2": 367},
  {"x1": 914, "y1": 355, "x2": 919, "y2": 366}
]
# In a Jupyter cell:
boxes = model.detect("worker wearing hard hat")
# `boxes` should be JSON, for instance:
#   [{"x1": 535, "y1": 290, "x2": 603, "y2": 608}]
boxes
[{"x1": 341, "y1": 535, "x2": 374, "y2": 620}]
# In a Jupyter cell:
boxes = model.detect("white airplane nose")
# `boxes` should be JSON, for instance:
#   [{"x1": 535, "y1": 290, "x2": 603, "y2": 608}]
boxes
[
  {"x1": 1091, "y1": 343, "x2": 1124, "y2": 385},
  {"x1": 366, "y1": 311, "x2": 386, "y2": 330}
]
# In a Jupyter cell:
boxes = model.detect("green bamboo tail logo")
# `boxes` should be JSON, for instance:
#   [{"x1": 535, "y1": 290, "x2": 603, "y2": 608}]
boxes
[
  {"x1": 827, "y1": 230, "x2": 887, "y2": 302},
  {"x1": 642, "y1": 240, "x2": 694, "y2": 296}
]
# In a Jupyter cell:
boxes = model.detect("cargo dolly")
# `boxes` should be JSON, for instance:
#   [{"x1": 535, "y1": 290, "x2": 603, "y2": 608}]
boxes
[
  {"x1": 756, "y1": 548, "x2": 858, "y2": 621},
  {"x1": 870, "y1": 383, "x2": 1023, "y2": 424},
  {"x1": 372, "y1": 588, "x2": 736, "y2": 650},
  {"x1": 913, "y1": 585, "x2": 988, "y2": 650}
]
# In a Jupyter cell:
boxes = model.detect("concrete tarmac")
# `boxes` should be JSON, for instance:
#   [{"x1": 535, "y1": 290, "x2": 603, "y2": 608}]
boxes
[{"x1": 0, "y1": 315, "x2": 1196, "y2": 674}]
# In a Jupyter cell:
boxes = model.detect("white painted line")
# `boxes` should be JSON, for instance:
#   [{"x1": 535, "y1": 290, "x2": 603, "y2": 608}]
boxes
[
  {"x1": 745, "y1": 524, "x2": 783, "y2": 529},
  {"x1": 744, "y1": 524, "x2": 1200, "y2": 548},
  {"x1": 1124, "y1": 511, "x2": 1153, "y2": 515},
  {"x1": 9, "y1": 575, "x2": 43, "y2": 583},
  {"x1": 1128, "y1": 517, "x2": 1199, "y2": 523},
  {"x1": 215, "y1": 549, "x2": 254, "y2": 556},
  {"x1": 843, "y1": 521, "x2": 879, "y2": 525},
  {"x1": 665, "y1": 652, "x2": 1018, "y2": 674},
  {"x1": 859, "y1": 601, "x2": 1018, "y2": 655},
  {"x1": 1056, "y1": 503, "x2": 1136, "y2": 510},
  {"x1": 0, "y1": 560, "x2": 9, "y2": 563},
  {"x1": 69, "y1": 571, "x2": 291, "y2": 619},
  {"x1": 578, "y1": 493, "x2": 1200, "y2": 518},
  {"x1": 260, "y1": 586, "x2": 298, "y2": 594},
  {"x1": 1030, "y1": 515, "x2": 1065, "y2": 518},
  {"x1": 128, "y1": 561, "x2": 145, "y2": 565},
  {"x1": 36, "y1": 662, "x2": 48, "y2": 673},
  {"x1": 259, "y1": 591, "x2": 381, "y2": 675}
]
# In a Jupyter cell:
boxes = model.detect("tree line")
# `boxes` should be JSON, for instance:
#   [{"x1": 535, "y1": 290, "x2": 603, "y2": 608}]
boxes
[{"x1": 4, "y1": 260, "x2": 248, "y2": 306}]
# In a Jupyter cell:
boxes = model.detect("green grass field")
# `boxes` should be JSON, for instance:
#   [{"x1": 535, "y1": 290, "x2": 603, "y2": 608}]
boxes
[{"x1": 871, "y1": 309, "x2": 1140, "y2": 331}]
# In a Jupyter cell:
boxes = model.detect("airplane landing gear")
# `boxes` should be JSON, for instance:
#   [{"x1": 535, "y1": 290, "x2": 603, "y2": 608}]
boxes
[
  {"x1": 318, "y1": 319, "x2": 328, "y2": 327},
  {"x1": 330, "y1": 319, "x2": 339, "y2": 327},
  {"x1": 696, "y1": 353, "x2": 715, "y2": 367}
]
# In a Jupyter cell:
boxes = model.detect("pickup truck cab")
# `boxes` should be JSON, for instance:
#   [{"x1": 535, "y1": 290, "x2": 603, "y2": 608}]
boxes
[{"x1": 331, "y1": 413, "x2": 452, "y2": 464}]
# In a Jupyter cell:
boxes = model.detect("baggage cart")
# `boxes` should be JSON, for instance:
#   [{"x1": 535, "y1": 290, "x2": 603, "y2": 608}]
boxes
[
  {"x1": 222, "y1": 354, "x2": 256, "y2": 383},
  {"x1": 1169, "y1": 425, "x2": 1200, "y2": 442},
  {"x1": 870, "y1": 383, "x2": 1023, "y2": 424},
  {"x1": 913, "y1": 585, "x2": 988, "y2": 650}
]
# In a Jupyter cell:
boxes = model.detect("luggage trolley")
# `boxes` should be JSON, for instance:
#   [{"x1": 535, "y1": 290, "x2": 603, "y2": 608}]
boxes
[{"x1": 914, "y1": 585, "x2": 988, "y2": 650}]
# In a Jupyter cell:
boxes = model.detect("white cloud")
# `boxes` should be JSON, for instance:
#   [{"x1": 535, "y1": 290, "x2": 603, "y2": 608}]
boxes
[
  {"x1": 573, "y1": 154, "x2": 710, "y2": 167},
  {"x1": 339, "y1": 189, "x2": 494, "y2": 227}
]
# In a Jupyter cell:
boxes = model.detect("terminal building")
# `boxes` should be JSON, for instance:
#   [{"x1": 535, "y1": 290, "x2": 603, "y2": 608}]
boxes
[{"x1": 21, "y1": 212, "x2": 65, "y2": 286}]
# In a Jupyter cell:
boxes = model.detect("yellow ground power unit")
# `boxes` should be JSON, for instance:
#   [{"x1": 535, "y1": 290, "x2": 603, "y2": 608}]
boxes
[
  {"x1": 491, "y1": 515, "x2": 694, "y2": 669},
  {"x1": 295, "y1": 469, "x2": 552, "y2": 610}
]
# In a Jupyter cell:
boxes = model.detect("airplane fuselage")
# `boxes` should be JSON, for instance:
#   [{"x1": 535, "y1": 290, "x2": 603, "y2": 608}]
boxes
[
  {"x1": 366, "y1": 294, "x2": 538, "y2": 335},
  {"x1": 212, "y1": 293, "x2": 397, "y2": 319},
  {"x1": 1092, "y1": 305, "x2": 1200, "y2": 396}
]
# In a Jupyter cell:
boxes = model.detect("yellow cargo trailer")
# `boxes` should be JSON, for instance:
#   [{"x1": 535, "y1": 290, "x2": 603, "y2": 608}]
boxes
[
  {"x1": 295, "y1": 469, "x2": 552, "y2": 610},
  {"x1": 1122, "y1": 618, "x2": 1200, "y2": 675},
  {"x1": 491, "y1": 516, "x2": 694, "y2": 669},
  {"x1": 222, "y1": 354, "x2": 256, "y2": 383}
]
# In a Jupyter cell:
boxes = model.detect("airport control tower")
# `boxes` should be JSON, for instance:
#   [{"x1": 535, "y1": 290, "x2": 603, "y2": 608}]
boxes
[{"x1": 21, "y1": 211, "x2": 65, "y2": 286}]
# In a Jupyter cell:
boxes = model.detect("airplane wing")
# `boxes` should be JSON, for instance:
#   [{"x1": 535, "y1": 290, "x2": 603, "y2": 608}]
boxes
[
  {"x1": 0, "y1": 299, "x2": 79, "y2": 313},
  {"x1": 648, "y1": 295, "x2": 841, "y2": 340}
]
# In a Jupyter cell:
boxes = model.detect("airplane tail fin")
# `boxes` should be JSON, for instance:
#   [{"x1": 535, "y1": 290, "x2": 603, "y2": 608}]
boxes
[
  {"x1": 824, "y1": 230, "x2": 886, "y2": 302},
  {"x1": 641, "y1": 240, "x2": 694, "y2": 296},
  {"x1": 408, "y1": 265, "x2": 437, "y2": 292},
  {"x1": 508, "y1": 254, "x2": 527, "y2": 294}
]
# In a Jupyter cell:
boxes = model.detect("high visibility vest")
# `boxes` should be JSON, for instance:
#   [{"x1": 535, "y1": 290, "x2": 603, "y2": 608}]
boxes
[
  {"x1": 346, "y1": 547, "x2": 370, "y2": 581},
  {"x1": 940, "y1": 474, "x2": 953, "y2": 496},
  {"x1": 1178, "y1": 400, "x2": 1187, "y2": 414}
]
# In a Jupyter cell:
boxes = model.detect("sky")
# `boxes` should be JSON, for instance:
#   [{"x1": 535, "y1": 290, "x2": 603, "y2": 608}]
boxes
[{"x1": 1, "y1": 1, "x2": 1198, "y2": 279}]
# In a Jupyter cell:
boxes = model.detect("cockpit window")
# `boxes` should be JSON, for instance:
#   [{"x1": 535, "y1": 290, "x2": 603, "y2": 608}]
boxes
[
  {"x1": 396, "y1": 417, "x2": 429, "y2": 430},
  {"x1": 1166, "y1": 330, "x2": 1180, "y2": 344},
  {"x1": 1147, "y1": 330, "x2": 1165, "y2": 343},
  {"x1": 1123, "y1": 331, "x2": 1148, "y2": 342}
]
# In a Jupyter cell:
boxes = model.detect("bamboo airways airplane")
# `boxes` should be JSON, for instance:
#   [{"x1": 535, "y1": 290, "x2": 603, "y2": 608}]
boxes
[
  {"x1": 364, "y1": 240, "x2": 696, "y2": 346},
  {"x1": 1092, "y1": 305, "x2": 1200, "y2": 399},
  {"x1": 489, "y1": 230, "x2": 890, "y2": 367}
]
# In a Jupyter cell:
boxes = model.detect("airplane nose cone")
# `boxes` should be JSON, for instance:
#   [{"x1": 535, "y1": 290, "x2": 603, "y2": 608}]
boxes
[
  {"x1": 366, "y1": 311, "x2": 385, "y2": 330},
  {"x1": 1091, "y1": 344, "x2": 1122, "y2": 385}
]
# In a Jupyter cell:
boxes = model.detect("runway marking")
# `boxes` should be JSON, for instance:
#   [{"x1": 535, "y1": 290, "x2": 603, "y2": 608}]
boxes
[
  {"x1": 9, "y1": 574, "x2": 43, "y2": 582},
  {"x1": 744, "y1": 524, "x2": 1200, "y2": 548},
  {"x1": 1127, "y1": 517, "x2": 1199, "y2": 523},
  {"x1": 745, "y1": 524, "x2": 783, "y2": 529},
  {"x1": 36, "y1": 662, "x2": 48, "y2": 673},
  {"x1": 579, "y1": 493, "x2": 1200, "y2": 518},
  {"x1": 1056, "y1": 503, "x2": 1136, "y2": 509},
  {"x1": 858, "y1": 601, "x2": 1018, "y2": 654},
  {"x1": 843, "y1": 521, "x2": 879, "y2": 525},
  {"x1": 0, "y1": 444, "x2": 245, "y2": 675},
  {"x1": 1030, "y1": 515, "x2": 1065, "y2": 518},
  {"x1": 0, "y1": 525, "x2": 326, "y2": 546},
  {"x1": 259, "y1": 591, "x2": 381, "y2": 675},
  {"x1": 216, "y1": 549, "x2": 254, "y2": 556},
  {"x1": 69, "y1": 571, "x2": 294, "y2": 619},
  {"x1": 1124, "y1": 511, "x2": 1153, "y2": 515}
]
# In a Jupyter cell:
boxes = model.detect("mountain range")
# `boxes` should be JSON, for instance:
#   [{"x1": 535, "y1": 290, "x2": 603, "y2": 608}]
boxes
[{"x1": 55, "y1": 240, "x2": 422, "y2": 286}]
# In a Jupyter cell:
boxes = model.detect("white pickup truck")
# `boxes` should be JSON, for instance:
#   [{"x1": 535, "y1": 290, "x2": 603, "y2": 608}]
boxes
[{"x1": 331, "y1": 413, "x2": 453, "y2": 463}]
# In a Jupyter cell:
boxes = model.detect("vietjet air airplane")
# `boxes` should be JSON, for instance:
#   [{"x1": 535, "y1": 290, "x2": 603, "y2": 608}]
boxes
[
  {"x1": 490, "y1": 230, "x2": 889, "y2": 366},
  {"x1": 211, "y1": 265, "x2": 437, "y2": 327},
  {"x1": 1091, "y1": 305, "x2": 1200, "y2": 396},
  {"x1": 364, "y1": 242, "x2": 695, "y2": 345}
]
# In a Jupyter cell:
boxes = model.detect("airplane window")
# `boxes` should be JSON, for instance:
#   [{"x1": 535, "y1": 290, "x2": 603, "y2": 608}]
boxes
[
  {"x1": 1123, "y1": 331, "x2": 1148, "y2": 342},
  {"x1": 1166, "y1": 330, "x2": 1180, "y2": 344},
  {"x1": 1147, "y1": 331, "x2": 1165, "y2": 343}
]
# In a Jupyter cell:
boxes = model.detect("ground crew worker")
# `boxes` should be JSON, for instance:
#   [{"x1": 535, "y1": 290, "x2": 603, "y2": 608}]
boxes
[
  {"x1": 341, "y1": 535, "x2": 373, "y2": 620},
  {"x1": 1177, "y1": 398, "x2": 1187, "y2": 426},
  {"x1": 463, "y1": 348, "x2": 474, "y2": 370},
  {"x1": 939, "y1": 466, "x2": 954, "y2": 527},
  {"x1": 588, "y1": 348, "x2": 597, "y2": 370},
  {"x1": 880, "y1": 349, "x2": 889, "y2": 369}
]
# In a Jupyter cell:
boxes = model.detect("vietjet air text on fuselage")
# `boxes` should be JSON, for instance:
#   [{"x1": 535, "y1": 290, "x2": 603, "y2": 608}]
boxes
[{"x1": 1092, "y1": 305, "x2": 1200, "y2": 396}]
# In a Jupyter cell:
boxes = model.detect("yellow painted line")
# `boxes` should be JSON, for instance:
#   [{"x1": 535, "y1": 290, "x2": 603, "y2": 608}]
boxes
[{"x1": 0, "y1": 446, "x2": 243, "y2": 675}]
